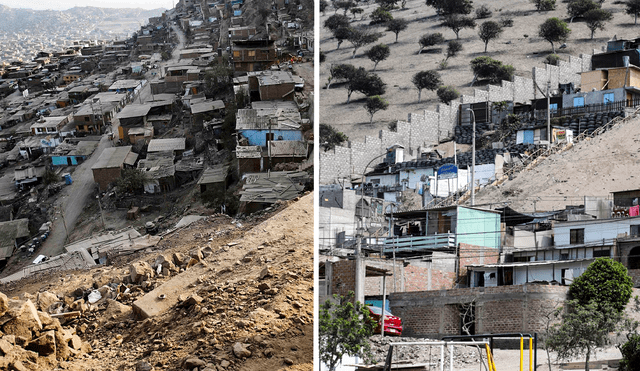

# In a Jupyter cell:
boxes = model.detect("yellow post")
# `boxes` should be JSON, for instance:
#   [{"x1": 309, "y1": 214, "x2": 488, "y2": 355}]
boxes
[
  {"x1": 520, "y1": 337, "x2": 524, "y2": 371},
  {"x1": 485, "y1": 344, "x2": 495, "y2": 371},
  {"x1": 529, "y1": 337, "x2": 533, "y2": 371}
]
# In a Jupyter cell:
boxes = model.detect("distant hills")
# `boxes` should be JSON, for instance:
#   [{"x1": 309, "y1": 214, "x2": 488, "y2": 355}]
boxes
[{"x1": 0, "y1": 5, "x2": 166, "y2": 34}]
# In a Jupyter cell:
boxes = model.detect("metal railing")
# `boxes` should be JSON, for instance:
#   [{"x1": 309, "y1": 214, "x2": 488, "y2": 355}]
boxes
[
  {"x1": 383, "y1": 233, "x2": 456, "y2": 253},
  {"x1": 532, "y1": 98, "x2": 640, "y2": 120}
]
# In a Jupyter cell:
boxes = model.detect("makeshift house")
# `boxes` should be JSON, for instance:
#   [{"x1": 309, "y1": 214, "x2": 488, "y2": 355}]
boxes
[
  {"x1": 91, "y1": 146, "x2": 138, "y2": 190},
  {"x1": 0, "y1": 219, "x2": 30, "y2": 264},
  {"x1": 137, "y1": 152, "x2": 176, "y2": 194}
]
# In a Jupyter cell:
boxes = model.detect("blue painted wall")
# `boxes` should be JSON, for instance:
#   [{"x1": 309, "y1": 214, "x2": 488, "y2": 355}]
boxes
[
  {"x1": 456, "y1": 206, "x2": 501, "y2": 249},
  {"x1": 52, "y1": 156, "x2": 84, "y2": 166},
  {"x1": 238, "y1": 129, "x2": 302, "y2": 146}
]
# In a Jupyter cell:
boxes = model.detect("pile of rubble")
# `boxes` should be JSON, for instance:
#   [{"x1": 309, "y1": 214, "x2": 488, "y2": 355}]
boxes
[
  {"x1": 0, "y1": 193, "x2": 313, "y2": 371},
  {"x1": 0, "y1": 291, "x2": 91, "y2": 370}
]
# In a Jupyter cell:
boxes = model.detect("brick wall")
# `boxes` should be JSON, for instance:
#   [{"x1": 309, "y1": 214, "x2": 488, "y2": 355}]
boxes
[
  {"x1": 390, "y1": 284, "x2": 569, "y2": 338},
  {"x1": 320, "y1": 53, "x2": 592, "y2": 184},
  {"x1": 459, "y1": 243, "x2": 500, "y2": 284},
  {"x1": 628, "y1": 269, "x2": 640, "y2": 286}
]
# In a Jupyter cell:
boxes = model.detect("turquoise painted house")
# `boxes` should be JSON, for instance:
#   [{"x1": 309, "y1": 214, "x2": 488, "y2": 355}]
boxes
[
  {"x1": 384, "y1": 205, "x2": 501, "y2": 256},
  {"x1": 50, "y1": 140, "x2": 99, "y2": 166},
  {"x1": 235, "y1": 102, "x2": 304, "y2": 147}
]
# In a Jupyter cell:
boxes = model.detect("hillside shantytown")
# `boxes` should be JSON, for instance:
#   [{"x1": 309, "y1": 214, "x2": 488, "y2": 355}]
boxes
[
  {"x1": 0, "y1": 0, "x2": 313, "y2": 370},
  {"x1": 320, "y1": 0, "x2": 640, "y2": 369}
]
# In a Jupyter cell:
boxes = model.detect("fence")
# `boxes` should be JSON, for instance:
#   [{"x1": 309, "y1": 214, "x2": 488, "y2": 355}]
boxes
[{"x1": 533, "y1": 98, "x2": 640, "y2": 121}]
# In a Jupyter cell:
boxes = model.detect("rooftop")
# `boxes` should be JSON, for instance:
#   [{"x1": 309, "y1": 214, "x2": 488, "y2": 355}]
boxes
[
  {"x1": 108, "y1": 79, "x2": 143, "y2": 91},
  {"x1": 117, "y1": 104, "x2": 151, "y2": 119},
  {"x1": 91, "y1": 146, "x2": 135, "y2": 170},
  {"x1": 190, "y1": 100, "x2": 225, "y2": 115},
  {"x1": 137, "y1": 152, "x2": 175, "y2": 179},
  {"x1": 198, "y1": 165, "x2": 230, "y2": 185},
  {"x1": 147, "y1": 138, "x2": 186, "y2": 152},
  {"x1": 268, "y1": 140, "x2": 307, "y2": 157},
  {"x1": 239, "y1": 171, "x2": 309, "y2": 204},
  {"x1": 0, "y1": 218, "x2": 30, "y2": 261}
]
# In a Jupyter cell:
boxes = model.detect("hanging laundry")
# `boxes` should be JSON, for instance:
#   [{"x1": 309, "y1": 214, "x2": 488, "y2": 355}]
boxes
[{"x1": 630, "y1": 205, "x2": 639, "y2": 217}]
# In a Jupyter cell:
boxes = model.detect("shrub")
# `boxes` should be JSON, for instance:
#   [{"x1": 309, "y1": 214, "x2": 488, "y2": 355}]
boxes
[
  {"x1": 545, "y1": 54, "x2": 561, "y2": 66},
  {"x1": 501, "y1": 17, "x2": 514, "y2": 27},
  {"x1": 532, "y1": 0, "x2": 557, "y2": 10},
  {"x1": 370, "y1": 7, "x2": 393, "y2": 24},
  {"x1": 476, "y1": 4, "x2": 493, "y2": 19},
  {"x1": 437, "y1": 86, "x2": 460, "y2": 104},
  {"x1": 620, "y1": 333, "x2": 640, "y2": 371}
]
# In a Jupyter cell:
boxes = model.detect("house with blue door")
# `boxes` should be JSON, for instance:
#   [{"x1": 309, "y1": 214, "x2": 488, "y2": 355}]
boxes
[{"x1": 235, "y1": 100, "x2": 303, "y2": 147}]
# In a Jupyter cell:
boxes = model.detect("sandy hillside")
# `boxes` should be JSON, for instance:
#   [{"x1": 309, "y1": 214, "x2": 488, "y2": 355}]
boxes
[
  {"x1": 0, "y1": 193, "x2": 313, "y2": 371},
  {"x1": 320, "y1": 0, "x2": 636, "y2": 142},
  {"x1": 472, "y1": 112, "x2": 640, "y2": 212}
]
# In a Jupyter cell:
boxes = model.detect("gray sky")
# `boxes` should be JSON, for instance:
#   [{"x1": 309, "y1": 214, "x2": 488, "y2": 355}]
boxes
[{"x1": 0, "y1": 0, "x2": 173, "y2": 11}]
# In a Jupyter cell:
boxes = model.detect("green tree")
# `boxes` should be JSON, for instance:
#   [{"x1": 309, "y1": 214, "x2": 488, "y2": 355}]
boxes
[
  {"x1": 470, "y1": 56, "x2": 515, "y2": 83},
  {"x1": 426, "y1": 0, "x2": 473, "y2": 16},
  {"x1": 584, "y1": 8, "x2": 613, "y2": 39},
  {"x1": 333, "y1": 27, "x2": 353, "y2": 50},
  {"x1": 412, "y1": 70, "x2": 442, "y2": 103},
  {"x1": 320, "y1": 124, "x2": 349, "y2": 151},
  {"x1": 626, "y1": 0, "x2": 640, "y2": 25},
  {"x1": 539, "y1": 17, "x2": 571, "y2": 53},
  {"x1": 350, "y1": 7, "x2": 364, "y2": 19},
  {"x1": 366, "y1": 44, "x2": 391, "y2": 71},
  {"x1": 370, "y1": 7, "x2": 393, "y2": 25},
  {"x1": 531, "y1": 0, "x2": 556, "y2": 11},
  {"x1": 545, "y1": 53, "x2": 561, "y2": 65},
  {"x1": 478, "y1": 21, "x2": 503, "y2": 52},
  {"x1": 335, "y1": 0, "x2": 356, "y2": 15},
  {"x1": 418, "y1": 33, "x2": 445, "y2": 54},
  {"x1": 320, "y1": 0, "x2": 328, "y2": 15},
  {"x1": 348, "y1": 28, "x2": 382, "y2": 58},
  {"x1": 319, "y1": 293, "x2": 375, "y2": 371},
  {"x1": 442, "y1": 15, "x2": 476, "y2": 39},
  {"x1": 437, "y1": 86, "x2": 460, "y2": 104},
  {"x1": 204, "y1": 63, "x2": 233, "y2": 99},
  {"x1": 546, "y1": 300, "x2": 624, "y2": 371},
  {"x1": 324, "y1": 14, "x2": 350, "y2": 32},
  {"x1": 376, "y1": 0, "x2": 399, "y2": 10},
  {"x1": 569, "y1": 258, "x2": 633, "y2": 313},
  {"x1": 567, "y1": 0, "x2": 599, "y2": 22},
  {"x1": 327, "y1": 63, "x2": 357, "y2": 89},
  {"x1": 386, "y1": 18, "x2": 409, "y2": 43},
  {"x1": 446, "y1": 40, "x2": 463, "y2": 60},
  {"x1": 620, "y1": 333, "x2": 640, "y2": 371},
  {"x1": 364, "y1": 95, "x2": 389, "y2": 123},
  {"x1": 347, "y1": 71, "x2": 386, "y2": 103},
  {"x1": 115, "y1": 168, "x2": 147, "y2": 194}
]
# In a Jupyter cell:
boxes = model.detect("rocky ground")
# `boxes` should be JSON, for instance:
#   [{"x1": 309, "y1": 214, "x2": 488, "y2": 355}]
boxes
[{"x1": 0, "y1": 193, "x2": 314, "y2": 371}]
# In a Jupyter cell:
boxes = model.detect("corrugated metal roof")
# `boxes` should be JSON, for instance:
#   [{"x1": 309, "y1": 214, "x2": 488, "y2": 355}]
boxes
[
  {"x1": 138, "y1": 152, "x2": 175, "y2": 179},
  {"x1": 268, "y1": 140, "x2": 307, "y2": 157},
  {"x1": 92, "y1": 146, "x2": 133, "y2": 169},
  {"x1": 239, "y1": 171, "x2": 309, "y2": 204},
  {"x1": 191, "y1": 100, "x2": 225, "y2": 114},
  {"x1": 0, "y1": 219, "x2": 29, "y2": 260},
  {"x1": 198, "y1": 165, "x2": 230, "y2": 185},
  {"x1": 148, "y1": 138, "x2": 186, "y2": 152},
  {"x1": 117, "y1": 104, "x2": 151, "y2": 119}
]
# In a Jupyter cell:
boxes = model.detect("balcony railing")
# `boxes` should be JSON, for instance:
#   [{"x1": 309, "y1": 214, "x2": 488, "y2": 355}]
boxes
[
  {"x1": 532, "y1": 99, "x2": 640, "y2": 121},
  {"x1": 383, "y1": 233, "x2": 456, "y2": 254}
]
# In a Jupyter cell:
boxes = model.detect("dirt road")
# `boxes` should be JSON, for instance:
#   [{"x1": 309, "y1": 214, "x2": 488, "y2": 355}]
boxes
[{"x1": 38, "y1": 135, "x2": 113, "y2": 258}]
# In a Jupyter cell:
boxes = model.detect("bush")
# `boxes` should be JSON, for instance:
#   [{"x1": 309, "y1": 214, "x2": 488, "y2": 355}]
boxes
[
  {"x1": 437, "y1": 86, "x2": 460, "y2": 104},
  {"x1": 370, "y1": 7, "x2": 393, "y2": 24},
  {"x1": 620, "y1": 333, "x2": 640, "y2": 371},
  {"x1": 532, "y1": 0, "x2": 557, "y2": 10},
  {"x1": 476, "y1": 5, "x2": 492, "y2": 19},
  {"x1": 470, "y1": 56, "x2": 515, "y2": 83},
  {"x1": 501, "y1": 17, "x2": 514, "y2": 27},
  {"x1": 545, "y1": 54, "x2": 561, "y2": 66},
  {"x1": 419, "y1": 33, "x2": 445, "y2": 53}
]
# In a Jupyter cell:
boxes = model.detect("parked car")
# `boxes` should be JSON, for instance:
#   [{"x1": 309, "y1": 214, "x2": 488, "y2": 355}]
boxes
[{"x1": 366, "y1": 306, "x2": 403, "y2": 336}]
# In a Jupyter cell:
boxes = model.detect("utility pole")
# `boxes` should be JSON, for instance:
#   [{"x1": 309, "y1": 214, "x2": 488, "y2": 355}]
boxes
[
  {"x1": 547, "y1": 79, "x2": 551, "y2": 148},
  {"x1": 466, "y1": 108, "x2": 476, "y2": 206}
]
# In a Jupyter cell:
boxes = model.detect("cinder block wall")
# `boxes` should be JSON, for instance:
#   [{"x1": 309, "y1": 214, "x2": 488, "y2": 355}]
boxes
[
  {"x1": 389, "y1": 285, "x2": 569, "y2": 338},
  {"x1": 320, "y1": 53, "x2": 593, "y2": 184}
]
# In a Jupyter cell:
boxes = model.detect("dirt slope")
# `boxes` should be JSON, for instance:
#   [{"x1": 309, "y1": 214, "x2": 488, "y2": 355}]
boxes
[
  {"x1": 0, "y1": 193, "x2": 314, "y2": 371},
  {"x1": 320, "y1": 0, "x2": 633, "y2": 142},
  {"x1": 473, "y1": 115, "x2": 640, "y2": 212}
]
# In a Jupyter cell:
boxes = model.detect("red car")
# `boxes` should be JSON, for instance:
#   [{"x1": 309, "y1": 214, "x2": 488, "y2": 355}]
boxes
[{"x1": 367, "y1": 306, "x2": 403, "y2": 336}]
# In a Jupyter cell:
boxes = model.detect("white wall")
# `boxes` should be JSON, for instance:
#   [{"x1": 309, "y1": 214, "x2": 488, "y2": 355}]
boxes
[{"x1": 554, "y1": 218, "x2": 640, "y2": 248}]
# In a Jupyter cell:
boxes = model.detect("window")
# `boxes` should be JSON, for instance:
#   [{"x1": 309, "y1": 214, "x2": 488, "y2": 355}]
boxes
[
  {"x1": 593, "y1": 248, "x2": 610, "y2": 257},
  {"x1": 233, "y1": 51, "x2": 240, "y2": 58},
  {"x1": 573, "y1": 96, "x2": 585, "y2": 107},
  {"x1": 248, "y1": 50, "x2": 255, "y2": 57},
  {"x1": 570, "y1": 228, "x2": 584, "y2": 244},
  {"x1": 603, "y1": 92, "x2": 614, "y2": 105},
  {"x1": 549, "y1": 103, "x2": 558, "y2": 113},
  {"x1": 631, "y1": 225, "x2": 640, "y2": 237},
  {"x1": 84, "y1": 116, "x2": 90, "y2": 121}
]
